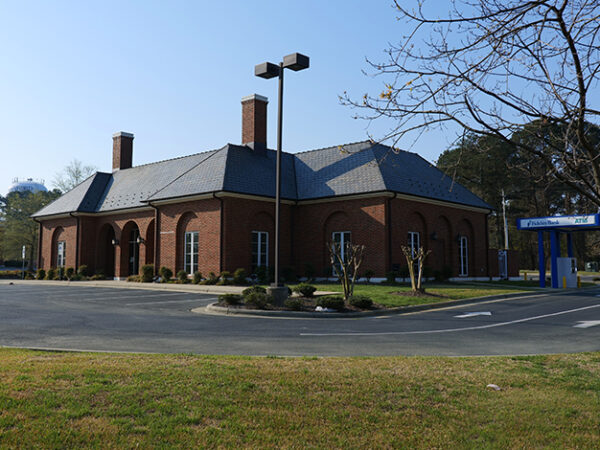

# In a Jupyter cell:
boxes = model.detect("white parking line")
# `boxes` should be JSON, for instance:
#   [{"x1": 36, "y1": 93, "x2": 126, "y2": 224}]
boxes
[{"x1": 300, "y1": 303, "x2": 600, "y2": 336}]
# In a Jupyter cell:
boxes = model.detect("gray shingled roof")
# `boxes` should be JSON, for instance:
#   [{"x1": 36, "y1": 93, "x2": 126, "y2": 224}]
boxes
[{"x1": 33, "y1": 140, "x2": 491, "y2": 218}]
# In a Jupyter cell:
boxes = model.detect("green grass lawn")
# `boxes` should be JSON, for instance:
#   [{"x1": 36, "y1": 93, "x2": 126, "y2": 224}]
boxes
[
  {"x1": 0, "y1": 349, "x2": 598, "y2": 448},
  {"x1": 297, "y1": 282, "x2": 530, "y2": 308}
]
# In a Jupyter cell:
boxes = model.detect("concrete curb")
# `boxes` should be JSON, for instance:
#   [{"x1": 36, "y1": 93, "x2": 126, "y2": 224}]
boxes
[{"x1": 195, "y1": 290, "x2": 556, "y2": 318}]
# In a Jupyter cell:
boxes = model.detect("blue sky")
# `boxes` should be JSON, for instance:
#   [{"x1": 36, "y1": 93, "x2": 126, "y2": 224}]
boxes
[{"x1": 0, "y1": 1, "x2": 452, "y2": 195}]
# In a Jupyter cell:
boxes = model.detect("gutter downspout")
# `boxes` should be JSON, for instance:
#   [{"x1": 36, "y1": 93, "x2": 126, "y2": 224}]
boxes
[
  {"x1": 387, "y1": 192, "x2": 397, "y2": 273},
  {"x1": 69, "y1": 212, "x2": 80, "y2": 270},
  {"x1": 149, "y1": 203, "x2": 160, "y2": 277},
  {"x1": 213, "y1": 192, "x2": 224, "y2": 273},
  {"x1": 485, "y1": 211, "x2": 491, "y2": 279},
  {"x1": 33, "y1": 218, "x2": 42, "y2": 270}
]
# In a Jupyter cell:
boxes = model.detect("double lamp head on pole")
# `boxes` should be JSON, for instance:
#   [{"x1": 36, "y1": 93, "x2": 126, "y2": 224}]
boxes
[{"x1": 254, "y1": 52, "x2": 309, "y2": 289}]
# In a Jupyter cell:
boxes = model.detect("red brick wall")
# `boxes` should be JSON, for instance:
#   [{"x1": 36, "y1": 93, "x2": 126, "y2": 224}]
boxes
[
  {"x1": 39, "y1": 217, "x2": 77, "y2": 269},
  {"x1": 294, "y1": 197, "x2": 388, "y2": 277},
  {"x1": 157, "y1": 199, "x2": 221, "y2": 276},
  {"x1": 37, "y1": 194, "x2": 490, "y2": 279},
  {"x1": 389, "y1": 197, "x2": 488, "y2": 278},
  {"x1": 221, "y1": 197, "x2": 293, "y2": 274}
]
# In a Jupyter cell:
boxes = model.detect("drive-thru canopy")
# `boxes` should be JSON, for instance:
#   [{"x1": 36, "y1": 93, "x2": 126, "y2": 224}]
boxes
[{"x1": 517, "y1": 214, "x2": 600, "y2": 288}]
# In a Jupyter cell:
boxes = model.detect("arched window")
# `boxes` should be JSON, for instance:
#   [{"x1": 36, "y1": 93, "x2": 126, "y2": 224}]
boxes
[
  {"x1": 184, "y1": 231, "x2": 199, "y2": 275},
  {"x1": 57, "y1": 241, "x2": 66, "y2": 267}
]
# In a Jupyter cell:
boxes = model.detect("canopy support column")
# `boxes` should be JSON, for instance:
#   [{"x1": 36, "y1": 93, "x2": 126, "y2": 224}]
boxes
[
  {"x1": 550, "y1": 231, "x2": 560, "y2": 288},
  {"x1": 538, "y1": 231, "x2": 545, "y2": 288},
  {"x1": 567, "y1": 233, "x2": 573, "y2": 258}
]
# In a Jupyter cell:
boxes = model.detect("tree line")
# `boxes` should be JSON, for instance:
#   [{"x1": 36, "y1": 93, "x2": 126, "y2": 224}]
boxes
[
  {"x1": 436, "y1": 121, "x2": 600, "y2": 269},
  {"x1": 0, "y1": 160, "x2": 95, "y2": 269}
]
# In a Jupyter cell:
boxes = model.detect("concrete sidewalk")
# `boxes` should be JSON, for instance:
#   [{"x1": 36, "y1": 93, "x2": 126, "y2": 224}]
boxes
[{"x1": 0, "y1": 279, "x2": 246, "y2": 294}]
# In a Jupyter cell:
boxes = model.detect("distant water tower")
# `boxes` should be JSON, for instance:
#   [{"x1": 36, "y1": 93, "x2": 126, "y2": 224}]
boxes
[{"x1": 8, "y1": 178, "x2": 48, "y2": 194}]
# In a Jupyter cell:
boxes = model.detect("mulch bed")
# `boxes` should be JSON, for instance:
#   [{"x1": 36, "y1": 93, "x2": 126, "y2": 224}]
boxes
[
  {"x1": 216, "y1": 296, "x2": 382, "y2": 313},
  {"x1": 390, "y1": 290, "x2": 448, "y2": 298}
]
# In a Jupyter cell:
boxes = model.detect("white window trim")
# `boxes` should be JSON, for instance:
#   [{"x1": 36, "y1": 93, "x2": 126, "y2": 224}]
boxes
[
  {"x1": 184, "y1": 231, "x2": 199, "y2": 275},
  {"x1": 252, "y1": 231, "x2": 269, "y2": 268},
  {"x1": 332, "y1": 231, "x2": 351, "y2": 270},
  {"x1": 408, "y1": 231, "x2": 420, "y2": 258},
  {"x1": 459, "y1": 236, "x2": 469, "y2": 276},
  {"x1": 57, "y1": 241, "x2": 66, "y2": 268}
]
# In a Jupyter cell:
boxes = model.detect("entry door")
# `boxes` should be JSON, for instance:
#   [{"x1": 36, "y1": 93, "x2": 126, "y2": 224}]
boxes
[{"x1": 129, "y1": 229, "x2": 140, "y2": 275}]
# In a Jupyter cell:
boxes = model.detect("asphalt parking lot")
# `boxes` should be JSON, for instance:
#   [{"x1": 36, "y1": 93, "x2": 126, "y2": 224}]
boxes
[{"x1": 1, "y1": 283, "x2": 600, "y2": 356}]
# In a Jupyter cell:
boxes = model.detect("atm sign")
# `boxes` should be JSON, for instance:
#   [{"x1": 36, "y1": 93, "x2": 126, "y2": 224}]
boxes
[{"x1": 518, "y1": 214, "x2": 598, "y2": 229}]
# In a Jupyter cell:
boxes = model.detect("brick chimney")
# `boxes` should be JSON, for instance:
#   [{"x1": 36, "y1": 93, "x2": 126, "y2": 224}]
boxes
[
  {"x1": 241, "y1": 94, "x2": 268, "y2": 155},
  {"x1": 112, "y1": 131, "x2": 134, "y2": 171}
]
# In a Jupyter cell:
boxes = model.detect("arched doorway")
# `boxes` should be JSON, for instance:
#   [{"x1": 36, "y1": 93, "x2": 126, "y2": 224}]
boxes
[
  {"x1": 97, "y1": 224, "x2": 116, "y2": 278},
  {"x1": 120, "y1": 221, "x2": 141, "y2": 277}
]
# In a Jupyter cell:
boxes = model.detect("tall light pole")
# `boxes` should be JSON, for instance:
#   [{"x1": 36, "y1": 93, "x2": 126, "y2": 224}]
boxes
[{"x1": 255, "y1": 53, "x2": 309, "y2": 302}]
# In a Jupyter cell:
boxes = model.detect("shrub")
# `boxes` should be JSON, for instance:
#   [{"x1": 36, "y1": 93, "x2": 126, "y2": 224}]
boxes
[
  {"x1": 217, "y1": 271, "x2": 232, "y2": 286},
  {"x1": 293, "y1": 283, "x2": 317, "y2": 298},
  {"x1": 423, "y1": 266, "x2": 434, "y2": 279},
  {"x1": 56, "y1": 267, "x2": 65, "y2": 280},
  {"x1": 284, "y1": 298, "x2": 304, "y2": 311},
  {"x1": 219, "y1": 293, "x2": 243, "y2": 305},
  {"x1": 442, "y1": 265, "x2": 453, "y2": 281},
  {"x1": 364, "y1": 269, "x2": 375, "y2": 283},
  {"x1": 36, "y1": 269, "x2": 46, "y2": 280},
  {"x1": 255, "y1": 266, "x2": 269, "y2": 284},
  {"x1": 349, "y1": 295, "x2": 373, "y2": 309},
  {"x1": 91, "y1": 274, "x2": 105, "y2": 281},
  {"x1": 127, "y1": 275, "x2": 141, "y2": 282},
  {"x1": 141, "y1": 264, "x2": 154, "y2": 282},
  {"x1": 232, "y1": 268, "x2": 247, "y2": 285},
  {"x1": 316, "y1": 296, "x2": 345, "y2": 311},
  {"x1": 177, "y1": 270, "x2": 188, "y2": 283},
  {"x1": 244, "y1": 292, "x2": 273, "y2": 309},
  {"x1": 0, "y1": 270, "x2": 21, "y2": 279},
  {"x1": 193, "y1": 271, "x2": 203, "y2": 284},
  {"x1": 46, "y1": 268, "x2": 56, "y2": 280},
  {"x1": 159, "y1": 266, "x2": 173, "y2": 282},
  {"x1": 65, "y1": 267, "x2": 75, "y2": 280},
  {"x1": 77, "y1": 265, "x2": 90, "y2": 278},
  {"x1": 242, "y1": 285, "x2": 266, "y2": 296},
  {"x1": 201, "y1": 272, "x2": 219, "y2": 285},
  {"x1": 398, "y1": 265, "x2": 410, "y2": 278},
  {"x1": 386, "y1": 271, "x2": 398, "y2": 284},
  {"x1": 24, "y1": 271, "x2": 35, "y2": 280},
  {"x1": 304, "y1": 263, "x2": 316, "y2": 280},
  {"x1": 282, "y1": 266, "x2": 297, "y2": 283}
]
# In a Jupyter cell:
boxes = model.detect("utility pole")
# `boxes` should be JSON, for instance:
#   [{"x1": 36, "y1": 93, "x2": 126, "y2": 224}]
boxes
[{"x1": 502, "y1": 189, "x2": 509, "y2": 250}]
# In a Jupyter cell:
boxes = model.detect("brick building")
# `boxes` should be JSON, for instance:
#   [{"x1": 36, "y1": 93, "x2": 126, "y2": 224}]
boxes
[{"x1": 33, "y1": 94, "x2": 500, "y2": 280}]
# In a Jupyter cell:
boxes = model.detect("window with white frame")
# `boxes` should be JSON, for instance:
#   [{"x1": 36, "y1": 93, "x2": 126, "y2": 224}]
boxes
[
  {"x1": 252, "y1": 231, "x2": 268, "y2": 269},
  {"x1": 407, "y1": 231, "x2": 420, "y2": 258},
  {"x1": 332, "y1": 231, "x2": 351, "y2": 274},
  {"x1": 184, "y1": 231, "x2": 199, "y2": 275},
  {"x1": 459, "y1": 235, "x2": 469, "y2": 276},
  {"x1": 57, "y1": 241, "x2": 66, "y2": 267}
]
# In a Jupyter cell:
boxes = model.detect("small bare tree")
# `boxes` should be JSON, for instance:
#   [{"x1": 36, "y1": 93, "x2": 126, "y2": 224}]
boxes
[
  {"x1": 401, "y1": 245, "x2": 432, "y2": 292},
  {"x1": 328, "y1": 241, "x2": 365, "y2": 301}
]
